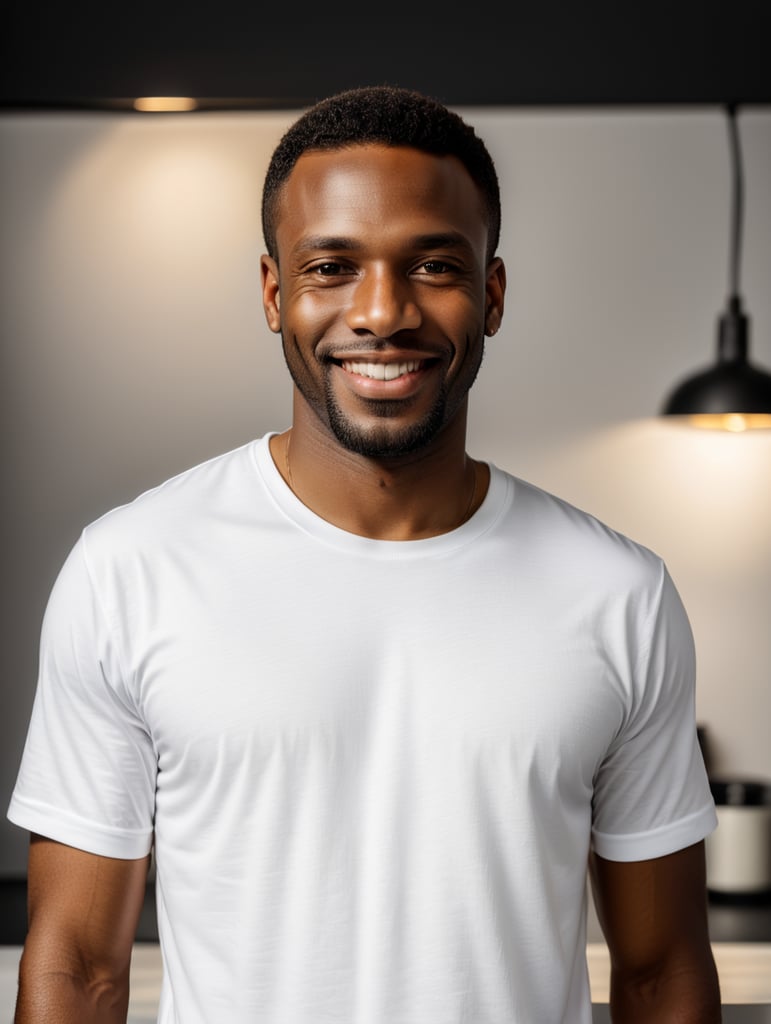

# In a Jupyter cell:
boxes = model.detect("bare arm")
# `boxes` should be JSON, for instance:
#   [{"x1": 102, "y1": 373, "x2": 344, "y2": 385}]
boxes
[
  {"x1": 589, "y1": 841, "x2": 721, "y2": 1022},
  {"x1": 15, "y1": 834, "x2": 150, "y2": 1024}
]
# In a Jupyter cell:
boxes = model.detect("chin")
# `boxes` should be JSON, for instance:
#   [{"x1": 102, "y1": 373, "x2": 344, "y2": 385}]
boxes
[
  {"x1": 328, "y1": 409, "x2": 447, "y2": 459},
  {"x1": 323, "y1": 383, "x2": 448, "y2": 458}
]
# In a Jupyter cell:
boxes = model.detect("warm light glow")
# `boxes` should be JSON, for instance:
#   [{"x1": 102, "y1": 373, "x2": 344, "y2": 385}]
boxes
[
  {"x1": 532, "y1": 417, "x2": 771, "y2": 576},
  {"x1": 685, "y1": 413, "x2": 771, "y2": 432},
  {"x1": 133, "y1": 97, "x2": 198, "y2": 113}
]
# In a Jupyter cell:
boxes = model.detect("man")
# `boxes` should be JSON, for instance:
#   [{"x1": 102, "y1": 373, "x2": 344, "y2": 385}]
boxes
[{"x1": 8, "y1": 85, "x2": 721, "y2": 1022}]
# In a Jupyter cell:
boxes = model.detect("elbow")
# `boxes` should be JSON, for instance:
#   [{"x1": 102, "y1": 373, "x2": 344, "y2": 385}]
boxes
[
  {"x1": 610, "y1": 958, "x2": 722, "y2": 1022},
  {"x1": 16, "y1": 927, "x2": 131, "y2": 1018}
]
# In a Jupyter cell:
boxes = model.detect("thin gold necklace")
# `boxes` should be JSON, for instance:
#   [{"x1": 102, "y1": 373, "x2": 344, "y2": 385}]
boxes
[
  {"x1": 461, "y1": 459, "x2": 478, "y2": 525},
  {"x1": 284, "y1": 430, "x2": 295, "y2": 492},
  {"x1": 284, "y1": 432, "x2": 478, "y2": 529}
]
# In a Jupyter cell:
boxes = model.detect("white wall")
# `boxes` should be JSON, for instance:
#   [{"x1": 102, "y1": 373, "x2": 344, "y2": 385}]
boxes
[{"x1": 1, "y1": 107, "x2": 769, "y2": 874}]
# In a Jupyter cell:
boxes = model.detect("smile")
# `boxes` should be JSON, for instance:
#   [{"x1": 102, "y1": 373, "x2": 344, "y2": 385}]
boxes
[{"x1": 341, "y1": 359, "x2": 424, "y2": 381}]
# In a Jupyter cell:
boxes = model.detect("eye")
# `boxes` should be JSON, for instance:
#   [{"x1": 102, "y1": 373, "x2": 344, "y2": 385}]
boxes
[
  {"x1": 418, "y1": 260, "x2": 458, "y2": 275},
  {"x1": 312, "y1": 262, "x2": 345, "y2": 277}
]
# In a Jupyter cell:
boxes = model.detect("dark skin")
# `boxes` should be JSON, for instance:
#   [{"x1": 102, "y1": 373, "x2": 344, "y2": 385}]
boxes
[
  {"x1": 590, "y1": 844, "x2": 721, "y2": 1020},
  {"x1": 260, "y1": 145, "x2": 504, "y2": 540},
  {"x1": 15, "y1": 836, "x2": 149, "y2": 1022},
  {"x1": 16, "y1": 143, "x2": 721, "y2": 1021}
]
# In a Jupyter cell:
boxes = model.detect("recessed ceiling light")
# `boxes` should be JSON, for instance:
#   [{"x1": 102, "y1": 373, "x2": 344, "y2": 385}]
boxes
[{"x1": 133, "y1": 97, "x2": 198, "y2": 112}]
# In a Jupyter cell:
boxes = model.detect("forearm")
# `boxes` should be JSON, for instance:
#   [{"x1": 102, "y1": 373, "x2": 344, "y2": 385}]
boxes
[
  {"x1": 610, "y1": 961, "x2": 722, "y2": 1023},
  {"x1": 15, "y1": 941, "x2": 130, "y2": 1024}
]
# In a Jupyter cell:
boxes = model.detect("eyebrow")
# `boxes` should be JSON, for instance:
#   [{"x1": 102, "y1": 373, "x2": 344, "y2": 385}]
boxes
[
  {"x1": 291, "y1": 231, "x2": 474, "y2": 256},
  {"x1": 293, "y1": 236, "x2": 359, "y2": 255},
  {"x1": 411, "y1": 232, "x2": 474, "y2": 252}
]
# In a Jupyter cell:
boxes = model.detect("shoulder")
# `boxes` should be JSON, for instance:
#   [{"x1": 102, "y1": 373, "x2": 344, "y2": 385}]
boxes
[
  {"x1": 487, "y1": 466, "x2": 673, "y2": 636},
  {"x1": 493, "y1": 466, "x2": 664, "y2": 585},
  {"x1": 81, "y1": 437, "x2": 267, "y2": 564}
]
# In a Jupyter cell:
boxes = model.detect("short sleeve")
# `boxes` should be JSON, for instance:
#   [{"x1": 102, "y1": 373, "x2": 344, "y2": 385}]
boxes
[
  {"x1": 7, "y1": 534, "x2": 156, "y2": 859},
  {"x1": 591, "y1": 563, "x2": 717, "y2": 861}
]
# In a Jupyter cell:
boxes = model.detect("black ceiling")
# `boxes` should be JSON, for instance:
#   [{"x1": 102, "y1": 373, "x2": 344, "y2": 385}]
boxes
[{"x1": 2, "y1": 0, "x2": 770, "y2": 111}]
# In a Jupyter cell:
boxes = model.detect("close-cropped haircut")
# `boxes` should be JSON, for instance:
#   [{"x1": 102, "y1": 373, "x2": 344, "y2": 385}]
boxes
[{"x1": 261, "y1": 85, "x2": 501, "y2": 265}]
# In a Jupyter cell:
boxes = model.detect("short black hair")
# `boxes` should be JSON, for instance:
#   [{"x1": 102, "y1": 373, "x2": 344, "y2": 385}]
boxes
[{"x1": 261, "y1": 85, "x2": 501, "y2": 265}]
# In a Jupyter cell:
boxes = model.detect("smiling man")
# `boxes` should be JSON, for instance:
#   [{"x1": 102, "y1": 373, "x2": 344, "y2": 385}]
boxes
[
  {"x1": 9, "y1": 86, "x2": 720, "y2": 1023},
  {"x1": 261, "y1": 140, "x2": 502, "y2": 539}
]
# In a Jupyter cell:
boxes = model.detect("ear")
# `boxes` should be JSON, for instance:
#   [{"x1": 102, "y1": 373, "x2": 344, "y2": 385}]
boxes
[
  {"x1": 260, "y1": 255, "x2": 282, "y2": 334},
  {"x1": 484, "y1": 257, "x2": 506, "y2": 337}
]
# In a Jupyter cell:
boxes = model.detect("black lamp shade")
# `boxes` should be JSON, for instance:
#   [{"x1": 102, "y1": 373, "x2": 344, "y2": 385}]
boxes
[
  {"x1": 661, "y1": 298, "x2": 771, "y2": 430},
  {"x1": 660, "y1": 107, "x2": 771, "y2": 431},
  {"x1": 661, "y1": 360, "x2": 771, "y2": 415}
]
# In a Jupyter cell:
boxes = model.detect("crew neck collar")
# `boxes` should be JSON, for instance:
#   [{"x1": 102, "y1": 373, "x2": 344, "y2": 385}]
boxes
[{"x1": 251, "y1": 433, "x2": 509, "y2": 559}]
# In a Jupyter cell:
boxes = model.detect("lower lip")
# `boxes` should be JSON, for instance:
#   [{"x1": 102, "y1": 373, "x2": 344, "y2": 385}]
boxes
[{"x1": 334, "y1": 363, "x2": 433, "y2": 399}]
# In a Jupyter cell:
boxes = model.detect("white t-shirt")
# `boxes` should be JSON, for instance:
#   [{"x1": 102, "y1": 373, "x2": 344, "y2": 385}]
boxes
[{"x1": 8, "y1": 434, "x2": 717, "y2": 1023}]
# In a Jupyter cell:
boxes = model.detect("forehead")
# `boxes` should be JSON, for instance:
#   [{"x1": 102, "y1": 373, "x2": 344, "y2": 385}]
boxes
[{"x1": 273, "y1": 144, "x2": 488, "y2": 258}]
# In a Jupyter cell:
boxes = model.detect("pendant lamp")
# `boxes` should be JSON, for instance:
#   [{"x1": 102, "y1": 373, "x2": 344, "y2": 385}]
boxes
[{"x1": 660, "y1": 104, "x2": 771, "y2": 431}]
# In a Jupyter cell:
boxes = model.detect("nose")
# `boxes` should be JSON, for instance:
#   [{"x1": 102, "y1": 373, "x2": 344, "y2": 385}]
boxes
[{"x1": 345, "y1": 266, "x2": 422, "y2": 337}]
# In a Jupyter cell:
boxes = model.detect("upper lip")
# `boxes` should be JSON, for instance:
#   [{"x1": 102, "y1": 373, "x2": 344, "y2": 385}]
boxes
[{"x1": 327, "y1": 343, "x2": 443, "y2": 364}]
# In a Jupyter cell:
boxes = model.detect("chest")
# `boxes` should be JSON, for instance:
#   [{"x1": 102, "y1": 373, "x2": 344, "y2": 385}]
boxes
[{"x1": 123, "y1": 550, "x2": 630, "y2": 804}]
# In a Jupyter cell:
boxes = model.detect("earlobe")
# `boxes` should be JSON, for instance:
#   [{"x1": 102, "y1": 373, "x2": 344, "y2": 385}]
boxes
[
  {"x1": 260, "y1": 255, "x2": 282, "y2": 334},
  {"x1": 485, "y1": 310, "x2": 500, "y2": 337}
]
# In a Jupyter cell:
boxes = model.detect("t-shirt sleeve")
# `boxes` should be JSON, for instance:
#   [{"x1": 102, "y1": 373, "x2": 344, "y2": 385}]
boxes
[
  {"x1": 7, "y1": 533, "x2": 156, "y2": 859},
  {"x1": 590, "y1": 561, "x2": 717, "y2": 862}
]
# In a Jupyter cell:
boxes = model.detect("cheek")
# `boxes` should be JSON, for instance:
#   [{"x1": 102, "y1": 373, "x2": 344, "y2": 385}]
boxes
[
  {"x1": 286, "y1": 291, "x2": 341, "y2": 335},
  {"x1": 440, "y1": 296, "x2": 485, "y2": 344},
  {"x1": 434, "y1": 285, "x2": 483, "y2": 321}
]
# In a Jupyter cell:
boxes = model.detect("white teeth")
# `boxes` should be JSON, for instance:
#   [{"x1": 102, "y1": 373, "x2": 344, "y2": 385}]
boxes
[{"x1": 343, "y1": 359, "x2": 421, "y2": 380}]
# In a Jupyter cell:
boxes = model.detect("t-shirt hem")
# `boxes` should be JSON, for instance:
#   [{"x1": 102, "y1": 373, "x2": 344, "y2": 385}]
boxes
[
  {"x1": 7, "y1": 794, "x2": 153, "y2": 860},
  {"x1": 591, "y1": 802, "x2": 718, "y2": 862}
]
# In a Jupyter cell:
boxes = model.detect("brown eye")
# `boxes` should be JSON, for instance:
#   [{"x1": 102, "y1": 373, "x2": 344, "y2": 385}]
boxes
[{"x1": 421, "y1": 261, "x2": 453, "y2": 274}]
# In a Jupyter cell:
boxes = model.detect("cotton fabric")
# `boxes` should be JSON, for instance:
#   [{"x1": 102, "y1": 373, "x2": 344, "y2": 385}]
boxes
[{"x1": 8, "y1": 434, "x2": 717, "y2": 1022}]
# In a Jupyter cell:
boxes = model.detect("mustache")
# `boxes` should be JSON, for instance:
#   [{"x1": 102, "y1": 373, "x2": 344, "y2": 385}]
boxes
[{"x1": 320, "y1": 338, "x2": 450, "y2": 360}]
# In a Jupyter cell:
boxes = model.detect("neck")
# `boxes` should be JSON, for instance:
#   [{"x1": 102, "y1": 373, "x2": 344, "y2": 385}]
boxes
[{"x1": 270, "y1": 398, "x2": 488, "y2": 541}]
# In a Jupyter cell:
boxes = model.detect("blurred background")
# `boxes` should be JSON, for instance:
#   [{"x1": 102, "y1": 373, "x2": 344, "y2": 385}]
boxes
[{"x1": 1, "y1": 0, "x2": 770, "y2": 891}]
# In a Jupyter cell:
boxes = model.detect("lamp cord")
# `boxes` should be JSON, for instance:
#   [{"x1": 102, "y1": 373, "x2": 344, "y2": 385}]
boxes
[{"x1": 726, "y1": 103, "x2": 744, "y2": 303}]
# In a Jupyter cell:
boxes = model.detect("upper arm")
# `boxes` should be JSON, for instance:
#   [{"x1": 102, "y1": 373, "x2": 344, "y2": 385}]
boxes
[
  {"x1": 589, "y1": 841, "x2": 721, "y2": 1015},
  {"x1": 22, "y1": 833, "x2": 150, "y2": 982}
]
